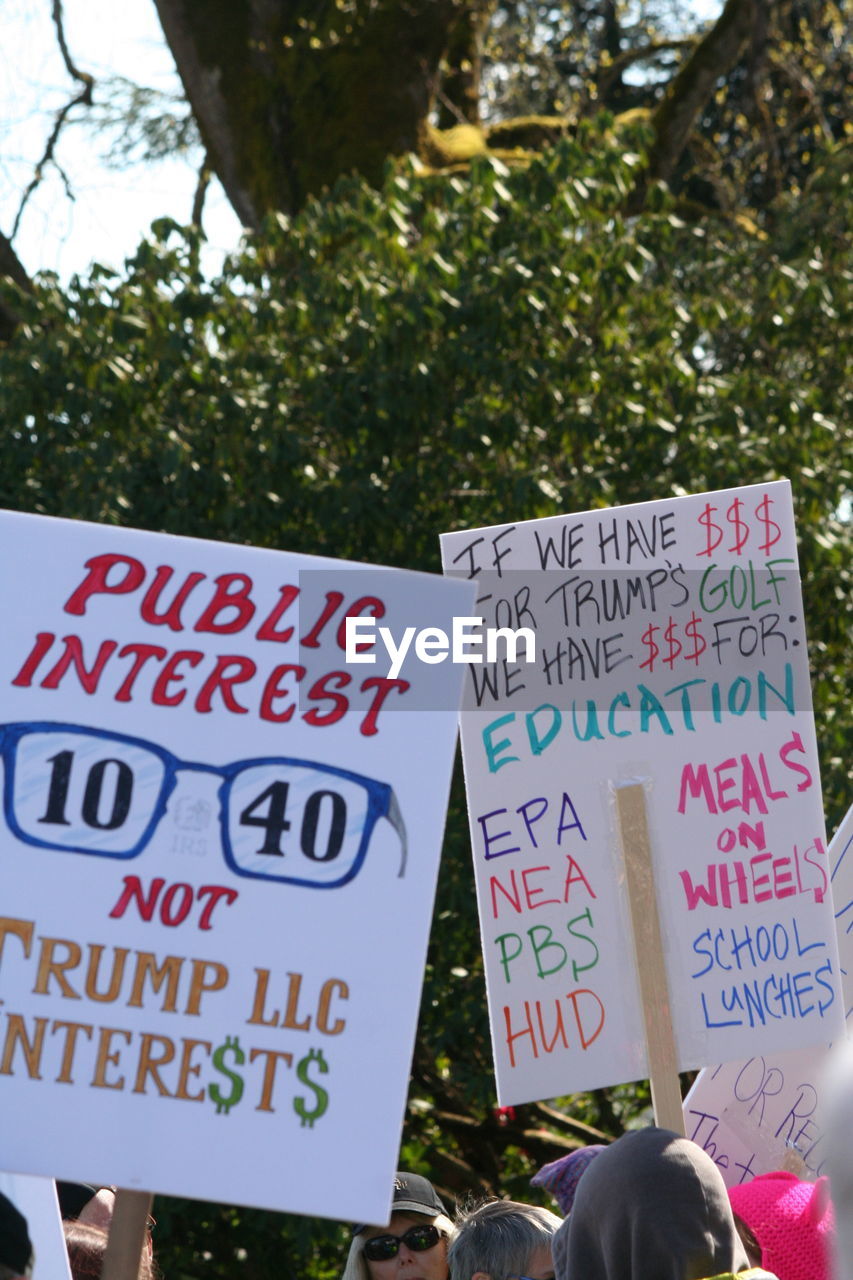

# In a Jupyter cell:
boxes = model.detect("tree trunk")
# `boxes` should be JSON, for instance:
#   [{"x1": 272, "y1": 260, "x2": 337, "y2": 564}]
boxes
[
  {"x1": 0, "y1": 231, "x2": 31, "y2": 342},
  {"x1": 637, "y1": 0, "x2": 757, "y2": 202},
  {"x1": 153, "y1": 0, "x2": 466, "y2": 226}
]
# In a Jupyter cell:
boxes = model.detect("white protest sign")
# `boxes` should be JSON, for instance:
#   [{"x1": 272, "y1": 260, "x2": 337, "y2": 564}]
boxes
[
  {"x1": 0, "y1": 510, "x2": 474, "y2": 1226},
  {"x1": 440, "y1": 481, "x2": 843, "y2": 1106},
  {"x1": 683, "y1": 804, "x2": 853, "y2": 1185},
  {"x1": 0, "y1": 1172, "x2": 71, "y2": 1280}
]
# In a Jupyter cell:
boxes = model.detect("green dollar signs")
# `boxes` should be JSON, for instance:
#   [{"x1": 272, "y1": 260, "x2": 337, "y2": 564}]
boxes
[
  {"x1": 293, "y1": 1047, "x2": 329, "y2": 1128},
  {"x1": 209, "y1": 1034, "x2": 245, "y2": 1115}
]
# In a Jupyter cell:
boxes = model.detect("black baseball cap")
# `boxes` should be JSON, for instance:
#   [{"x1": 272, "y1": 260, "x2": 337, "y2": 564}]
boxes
[
  {"x1": 0, "y1": 1191, "x2": 33, "y2": 1275},
  {"x1": 354, "y1": 1171, "x2": 448, "y2": 1233}
]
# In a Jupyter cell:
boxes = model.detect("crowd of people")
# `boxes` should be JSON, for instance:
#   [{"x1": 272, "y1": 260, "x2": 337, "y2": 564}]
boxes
[
  {"x1": 0, "y1": 1125, "x2": 847, "y2": 1279},
  {"x1": 344, "y1": 1134, "x2": 838, "y2": 1280}
]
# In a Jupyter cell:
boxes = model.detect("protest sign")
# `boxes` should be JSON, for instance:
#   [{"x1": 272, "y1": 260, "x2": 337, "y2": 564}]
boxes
[
  {"x1": 0, "y1": 510, "x2": 474, "y2": 1227},
  {"x1": 0, "y1": 1172, "x2": 71, "y2": 1280},
  {"x1": 441, "y1": 481, "x2": 843, "y2": 1107},
  {"x1": 683, "y1": 804, "x2": 853, "y2": 1185}
]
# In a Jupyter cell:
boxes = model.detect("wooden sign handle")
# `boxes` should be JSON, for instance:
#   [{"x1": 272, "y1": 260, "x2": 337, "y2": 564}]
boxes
[
  {"x1": 615, "y1": 781, "x2": 685, "y2": 1135},
  {"x1": 102, "y1": 1189, "x2": 153, "y2": 1280}
]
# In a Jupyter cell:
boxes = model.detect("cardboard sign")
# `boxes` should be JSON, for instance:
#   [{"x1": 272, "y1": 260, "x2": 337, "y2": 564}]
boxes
[
  {"x1": 684, "y1": 805, "x2": 853, "y2": 1184},
  {"x1": 0, "y1": 1172, "x2": 71, "y2": 1280},
  {"x1": 441, "y1": 481, "x2": 842, "y2": 1106},
  {"x1": 0, "y1": 511, "x2": 474, "y2": 1226}
]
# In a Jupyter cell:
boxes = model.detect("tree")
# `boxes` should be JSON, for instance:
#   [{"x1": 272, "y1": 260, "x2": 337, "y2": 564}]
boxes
[
  {"x1": 0, "y1": 3, "x2": 850, "y2": 1276},
  {"x1": 1, "y1": 107, "x2": 850, "y2": 1275}
]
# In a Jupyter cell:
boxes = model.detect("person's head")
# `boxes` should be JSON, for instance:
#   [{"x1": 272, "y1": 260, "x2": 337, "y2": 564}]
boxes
[
  {"x1": 0, "y1": 1192, "x2": 32, "y2": 1279},
  {"x1": 63, "y1": 1221, "x2": 155, "y2": 1280},
  {"x1": 342, "y1": 1173, "x2": 454, "y2": 1280},
  {"x1": 57, "y1": 1184, "x2": 117, "y2": 1234},
  {"x1": 727, "y1": 1170, "x2": 834, "y2": 1280},
  {"x1": 530, "y1": 1147, "x2": 605, "y2": 1216},
  {"x1": 554, "y1": 1127, "x2": 750, "y2": 1280},
  {"x1": 448, "y1": 1200, "x2": 561, "y2": 1280}
]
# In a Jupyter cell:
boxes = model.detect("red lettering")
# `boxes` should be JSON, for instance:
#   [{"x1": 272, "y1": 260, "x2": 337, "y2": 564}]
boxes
[
  {"x1": 151, "y1": 650, "x2": 204, "y2": 706},
  {"x1": 490, "y1": 871, "x2": 522, "y2": 918},
  {"x1": 196, "y1": 886, "x2": 239, "y2": 930},
  {"x1": 358, "y1": 676, "x2": 409, "y2": 736},
  {"x1": 740, "y1": 755, "x2": 771, "y2": 814},
  {"x1": 259, "y1": 663, "x2": 306, "y2": 723},
  {"x1": 300, "y1": 591, "x2": 343, "y2": 648},
  {"x1": 194, "y1": 574, "x2": 256, "y2": 635},
  {"x1": 11, "y1": 631, "x2": 55, "y2": 686},
  {"x1": 714, "y1": 758, "x2": 739, "y2": 812},
  {"x1": 780, "y1": 731, "x2": 813, "y2": 792},
  {"x1": 109, "y1": 876, "x2": 166, "y2": 922},
  {"x1": 521, "y1": 866, "x2": 560, "y2": 911},
  {"x1": 562, "y1": 855, "x2": 596, "y2": 901},
  {"x1": 335, "y1": 596, "x2": 385, "y2": 650},
  {"x1": 303, "y1": 671, "x2": 350, "y2": 727},
  {"x1": 195, "y1": 655, "x2": 255, "y2": 714},
  {"x1": 41, "y1": 636, "x2": 117, "y2": 694},
  {"x1": 255, "y1": 584, "x2": 300, "y2": 643},
  {"x1": 64, "y1": 553, "x2": 146, "y2": 615},
  {"x1": 115, "y1": 643, "x2": 167, "y2": 701},
  {"x1": 678, "y1": 762, "x2": 716, "y2": 814},
  {"x1": 141, "y1": 567, "x2": 206, "y2": 630},
  {"x1": 160, "y1": 883, "x2": 194, "y2": 926},
  {"x1": 568, "y1": 988, "x2": 605, "y2": 1049}
]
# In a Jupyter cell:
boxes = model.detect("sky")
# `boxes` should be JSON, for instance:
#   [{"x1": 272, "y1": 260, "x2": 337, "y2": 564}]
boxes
[
  {"x1": 1, "y1": 0, "x2": 241, "y2": 282},
  {"x1": 1, "y1": 0, "x2": 721, "y2": 285}
]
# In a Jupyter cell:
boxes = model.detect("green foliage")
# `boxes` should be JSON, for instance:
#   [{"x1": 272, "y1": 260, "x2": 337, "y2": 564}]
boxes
[{"x1": 0, "y1": 117, "x2": 850, "y2": 1278}]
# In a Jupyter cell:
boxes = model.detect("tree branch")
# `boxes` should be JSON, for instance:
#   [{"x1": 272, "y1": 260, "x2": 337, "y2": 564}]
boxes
[
  {"x1": 596, "y1": 38, "x2": 696, "y2": 102},
  {"x1": 191, "y1": 153, "x2": 213, "y2": 228},
  {"x1": 12, "y1": 0, "x2": 95, "y2": 238},
  {"x1": 630, "y1": 0, "x2": 757, "y2": 209}
]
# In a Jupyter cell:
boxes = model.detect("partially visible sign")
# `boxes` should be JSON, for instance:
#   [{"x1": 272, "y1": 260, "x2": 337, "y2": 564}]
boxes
[
  {"x1": 0, "y1": 1172, "x2": 71, "y2": 1280},
  {"x1": 684, "y1": 805, "x2": 853, "y2": 1184},
  {"x1": 0, "y1": 510, "x2": 473, "y2": 1225},
  {"x1": 441, "y1": 482, "x2": 842, "y2": 1105}
]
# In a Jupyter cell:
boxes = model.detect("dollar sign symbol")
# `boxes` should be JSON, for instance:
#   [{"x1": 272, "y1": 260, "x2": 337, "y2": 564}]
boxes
[
  {"x1": 209, "y1": 1035, "x2": 245, "y2": 1115},
  {"x1": 697, "y1": 503, "x2": 723, "y2": 557},
  {"x1": 684, "y1": 611, "x2": 706, "y2": 664},
  {"x1": 293, "y1": 1048, "x2": 329, "y2": 1129},
  {"x1": 639, "y1": 622, "x2": 659, "y2": 673},
  {"x1": 755, "y1": 494, "x2": 782, "y2": 555},
  {"x1": 663, "y1": 617, "x2": 681, "y2": 669},
  {"x1": 726, "y1": 497, "x2": 749, "y2": 554}
]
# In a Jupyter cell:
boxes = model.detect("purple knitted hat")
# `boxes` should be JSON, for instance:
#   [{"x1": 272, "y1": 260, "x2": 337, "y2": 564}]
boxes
[{"x1": 530, "y1": 1145, "x2": 606, "y2": 1215}]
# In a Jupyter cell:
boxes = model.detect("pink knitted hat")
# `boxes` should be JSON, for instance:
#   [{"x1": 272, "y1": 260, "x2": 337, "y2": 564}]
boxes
[{"x1": 728, "y1": 1169, "x2": 834, "y2": 1280}]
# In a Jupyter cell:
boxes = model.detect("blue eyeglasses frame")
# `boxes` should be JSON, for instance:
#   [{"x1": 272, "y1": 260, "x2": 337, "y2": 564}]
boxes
[{"x1": 0, "y1": 721, "x2": 406, "y2": 889}]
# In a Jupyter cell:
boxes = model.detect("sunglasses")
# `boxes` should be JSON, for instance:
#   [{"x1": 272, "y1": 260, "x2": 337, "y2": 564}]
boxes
[{"x1": 363, "y1": 1225, "x2": 443, "y2": 1262}]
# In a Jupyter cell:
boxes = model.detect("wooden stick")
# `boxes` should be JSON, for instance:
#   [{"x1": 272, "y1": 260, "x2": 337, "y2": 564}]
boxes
[
  {"x1": 102, "y1": 1189, "x2": 153, "y2": 1280},
  {"x1": 615, "y1": 781, "x2": 685, "y2": 1135}
]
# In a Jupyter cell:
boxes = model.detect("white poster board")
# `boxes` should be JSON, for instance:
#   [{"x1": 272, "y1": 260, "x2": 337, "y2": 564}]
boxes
[
  {"x1": 441, "y1": 481, "x2": 843, "y2": 1106},
  {"x1": 0, "y1": 1173, "x2": 71, "y2": 1280},
  {"x1": 684, "y1": 804, "x2": 853, "y2": 1184},
  {"x1": 0, "y1": 510, "x2": 474, "y2": 1226}
]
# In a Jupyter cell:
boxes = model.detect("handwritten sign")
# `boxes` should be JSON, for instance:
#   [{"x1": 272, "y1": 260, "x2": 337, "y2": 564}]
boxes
[
  {"x1": 440, "y1": 481, "x2": 842, "y2": 1106},
  {"x1": 0, "y1": 510, "x2": 473, "y2": 1226},
  {"x1": 684, "y1": 805, "x2": 853, "y2": 1185}
]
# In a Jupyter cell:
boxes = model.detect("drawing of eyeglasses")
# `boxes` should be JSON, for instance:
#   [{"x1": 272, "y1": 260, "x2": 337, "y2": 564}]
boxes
[{"x1": 0, "y1": 722, "x2": 406, "y2": 889}]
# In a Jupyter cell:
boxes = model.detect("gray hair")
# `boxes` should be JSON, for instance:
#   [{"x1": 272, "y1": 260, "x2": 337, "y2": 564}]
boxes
[
  {"x1": 449, "y1": 1200, "x2": 562, "y2": 1280},
  {"x1": 341, "y1": 1213, "x2": 456, "y2": 1280}
]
